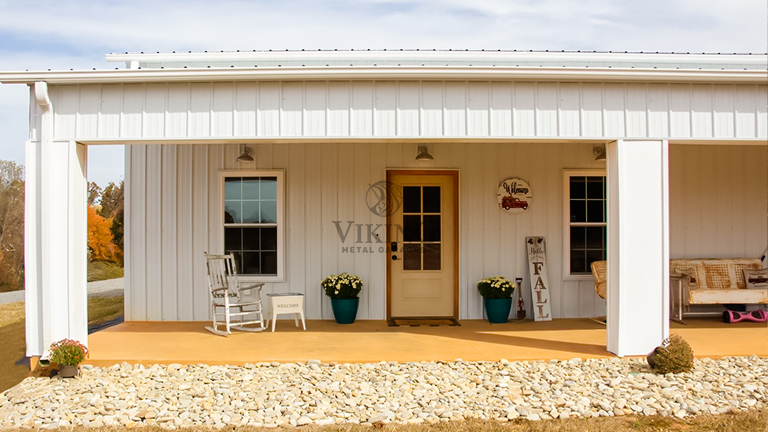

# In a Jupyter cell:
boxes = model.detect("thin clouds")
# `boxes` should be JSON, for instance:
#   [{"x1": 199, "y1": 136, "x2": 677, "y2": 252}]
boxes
[{"x1": 0, "y1": 0, "x2": 764, "y2": 61}]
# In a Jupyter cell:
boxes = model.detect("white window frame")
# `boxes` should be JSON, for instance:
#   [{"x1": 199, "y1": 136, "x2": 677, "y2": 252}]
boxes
[
  {"x1": 218, "y1": 169, "x2": 285, "y2": 282},
  {"x1": 562, "y1": 169, "x2": 606, "y2": 280}
]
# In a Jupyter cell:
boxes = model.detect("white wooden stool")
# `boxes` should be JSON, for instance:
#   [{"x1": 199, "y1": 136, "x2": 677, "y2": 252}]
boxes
[{"x1": 265, "y1": 293, "x2": 306, "y2": 332}]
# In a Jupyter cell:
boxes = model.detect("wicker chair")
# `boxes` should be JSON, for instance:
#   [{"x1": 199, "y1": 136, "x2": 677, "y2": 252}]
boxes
[{"x1": 591, "y1": 260, "x2": 607, "y2": 300}]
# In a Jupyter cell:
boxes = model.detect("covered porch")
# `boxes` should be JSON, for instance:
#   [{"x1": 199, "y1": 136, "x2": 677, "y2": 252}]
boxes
[
  {"x1": 3, "y1": 50, "x2": 765, "y2": 364},
  {"x1": 85, "y1": 318, "x2": 768, "y2": 367}
]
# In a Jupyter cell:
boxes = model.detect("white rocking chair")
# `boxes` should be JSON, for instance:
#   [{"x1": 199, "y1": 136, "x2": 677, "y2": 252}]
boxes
[{"x1": 204, "y1": 253, "x2": 266, "y2": 336}]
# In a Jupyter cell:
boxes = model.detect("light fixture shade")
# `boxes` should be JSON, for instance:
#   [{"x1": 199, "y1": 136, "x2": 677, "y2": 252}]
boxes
[
  {"x1": 237, "y1": 145, "x2": 254, "y2": 162},
  {"x1": 593, "y1": 144, "x2": 606, "y2": 161},
  {"x1": 415, "y1": 145, "x2": 433, "y2": 161}
]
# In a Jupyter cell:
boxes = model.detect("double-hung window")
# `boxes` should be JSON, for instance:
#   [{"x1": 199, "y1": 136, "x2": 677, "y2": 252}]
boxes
[
  {"x1": 222, "y1": 171, "x2": 284, "y2": 280},
  {"x1": 563, "y1": 170, "x2": 606, "y2": 277}
]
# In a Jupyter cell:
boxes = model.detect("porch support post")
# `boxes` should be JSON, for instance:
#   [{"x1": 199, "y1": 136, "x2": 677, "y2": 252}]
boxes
[
  {"x1": 606, "y1": 139, "x2": 670, "y2": 357},
  {"x1": 25, "y1": 82, "x2": 88, "y2": 359}
]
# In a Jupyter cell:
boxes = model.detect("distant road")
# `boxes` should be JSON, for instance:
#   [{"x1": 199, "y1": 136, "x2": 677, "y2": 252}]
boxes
[{"x1": 0, "y1": 278, "x2": 124, "y2": 305}]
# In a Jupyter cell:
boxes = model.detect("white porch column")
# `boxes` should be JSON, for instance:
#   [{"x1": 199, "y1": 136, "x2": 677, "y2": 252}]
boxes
[
  {"x1": 606, "y1": 139, "x2": 670, "y2": 357},
  {"x1": 25, "y1": 82, "x2": 88, "y2": 359}
]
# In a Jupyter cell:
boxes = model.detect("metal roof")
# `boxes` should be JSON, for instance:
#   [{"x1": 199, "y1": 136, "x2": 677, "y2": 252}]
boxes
[
  {"x1": 0, "y1": 50, "x2": 765, "y2": 85},
  {"x1": 106, "y1": 50, "x2": 767, "y2": 71}
]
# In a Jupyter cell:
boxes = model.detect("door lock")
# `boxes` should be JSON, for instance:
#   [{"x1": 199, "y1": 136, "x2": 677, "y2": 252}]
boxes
[{"x1": 391, "y1": 241, "x2": 398, "y2": 252}]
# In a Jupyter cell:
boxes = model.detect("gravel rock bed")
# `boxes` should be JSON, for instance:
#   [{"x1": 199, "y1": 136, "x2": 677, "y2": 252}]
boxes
[{"x1": 1, "y1": 356, "x2": 766, "y2": 429}]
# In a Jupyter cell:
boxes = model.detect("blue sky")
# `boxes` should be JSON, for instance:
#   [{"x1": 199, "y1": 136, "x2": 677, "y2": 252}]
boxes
[{"x1": 0, "y1": 0, "x2": 765, "y2": 187}]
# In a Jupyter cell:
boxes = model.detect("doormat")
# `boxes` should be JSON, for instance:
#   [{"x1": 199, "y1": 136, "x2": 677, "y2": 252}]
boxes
[{"x1": 388, "y1": 318, "x2": 461, "y2": 327}]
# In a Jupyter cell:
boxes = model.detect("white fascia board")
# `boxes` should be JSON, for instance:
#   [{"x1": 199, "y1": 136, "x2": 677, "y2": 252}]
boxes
[{"x1": 1, "y1": 66, "x2": 766, "y2": 85}]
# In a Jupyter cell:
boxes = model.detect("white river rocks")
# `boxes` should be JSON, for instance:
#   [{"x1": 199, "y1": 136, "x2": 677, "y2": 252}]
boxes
[{"x1": 0, "y1": 356, "x2": 765, "y2": 428}]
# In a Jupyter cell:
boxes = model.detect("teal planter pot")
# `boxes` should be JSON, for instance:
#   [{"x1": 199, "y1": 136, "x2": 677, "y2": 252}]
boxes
[
  {"x1": 484, "y1": 298, "x2": 513, "y2": 323},
  {"x1": 330, "y1": 298, "x2": 359, "y2": 324}
]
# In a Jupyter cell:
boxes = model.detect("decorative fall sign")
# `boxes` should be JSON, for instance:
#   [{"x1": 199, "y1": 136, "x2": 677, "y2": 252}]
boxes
[{"x1": 526, "y1": 236, "x2": 552, "y2": 321}]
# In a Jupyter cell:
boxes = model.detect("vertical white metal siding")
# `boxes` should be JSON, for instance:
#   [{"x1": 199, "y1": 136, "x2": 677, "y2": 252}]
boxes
[
  {"x1": 49, "y1": 82, "x2": 767, "y2": 141},
  {"x1": 120, "y1": 141, "x2": 721, "y2": 321}
]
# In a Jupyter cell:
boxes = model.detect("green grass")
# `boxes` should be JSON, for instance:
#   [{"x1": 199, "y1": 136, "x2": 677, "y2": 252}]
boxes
[
  {"x1": 0, "y1": 302, "x2": 27, "y2": 393},
  {"x1": 0, "y1": 296, "x2": 124, "y2": 393},
  {"x1": 87, "y1": 261, "x2": 124, "y2": 282},
  {"x1": 87, "y1": 296, "x2": 124, "y2": 327}
]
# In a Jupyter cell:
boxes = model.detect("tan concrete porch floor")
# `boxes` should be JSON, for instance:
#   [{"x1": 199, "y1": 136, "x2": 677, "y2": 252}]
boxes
[{"x1": 86, "y1": 318, "x2": 767, "y2": 367}]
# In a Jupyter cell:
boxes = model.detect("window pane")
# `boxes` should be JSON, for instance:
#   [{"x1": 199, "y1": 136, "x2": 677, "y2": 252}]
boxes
[
  {"x1": 403, "y1": 186, "x2": 421, "y2": 213},
  {"x1": 570, "y1": 250, "x2": 586, "y2": 274},
  {"x1": 570, "y1": 177, "x2": 586, "y2": 199},
  {"x1": 231, "y1": 252, "x2": 243, "y2": 274},
  {"x1": 587, "y1": 200, "x2": 605, "y2": 223},
  {"x1": 423, "y1": 186, "x2": 441, "y2": 213},
  {"x1": 403, "y1": 244, "x2": 421, "y2": 270},
  {"x1": 225, "y1": 178, "x2": 241, "y2": 200},
  {"x1": 242, "y1": 227, "x2": 260, "y2": 250},
  {"x1": 225, "y1": 227, "x2": 242, "y2": 251},
  {"x1": 225, "y1": 201, "x2": 241, "y2": 223},
  {"x1": 242, "y1": 178, "x2": 260, "y2": 200},
  {"x1": 261, "y1": 251, "x2": 278, "y2": 275},
  {"x1": 261, "y1": 227, "x2": 277, "y2": 250},
  {"x1": 223, "y1": 175, "x2": 281, "y2": 276},
  {"x1": 570, "y1": 200, "x2": 586, "y2": 223},
  {"x1": 260, "y1": 200, "x2": 277, "y2": 223},
  {"x1": 260, "y1": 177, "x2": 277, "y2": 200},
  {"x1": 423, "y1": 244, "x2": 441, "y2": 270},
  {"x1": 570, "y1": 226, "x2": 586, "y2": 249},
  {"x1": 422, "y1": 215, "x2": 441, "y2": 242},
  {"x1": 403, "y1": 215, "x2": 421, "y2": 242},
  {"x1": 586, "y1": 249, "x2": 604, "y2": 268},
  {"x1": 242, "y1": 252, "x2": 261, "y2": 274},
  {"x1": 586, "y1": 226, "x2": 605, "y2": 249},
  {"x1": 242, "y1": 201, "x2": 260, "y2": 223},
  {"x1": 587, "y1": 177, "x2": 604, "y2": 199}
]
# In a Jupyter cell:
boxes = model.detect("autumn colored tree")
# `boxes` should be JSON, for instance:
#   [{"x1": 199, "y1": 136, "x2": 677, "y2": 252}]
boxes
[
  {"x1": 87, "y1": 182, "x2": 102, "y2": 206},
  {"x1": 99, "y1": 181, "x2": 124, "y2": 262},
  {"x1": 0, "y1": 160, "x2": 24, "y2": 292},
  {"x1": 87, "y1": 205, "x2": 117, "y2": 262}
]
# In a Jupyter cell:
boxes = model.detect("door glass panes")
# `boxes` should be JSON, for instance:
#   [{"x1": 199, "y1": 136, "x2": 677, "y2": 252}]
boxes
[
  {"x1": 224, "y1": 176, "x2": 279, "y2": 276},
  {"x1": 422, "y1": 215, "x2": 441, "y2": 242},
  {"x1": 401, "y1": 185, "x2": 441, "y2": 271},
  {"x1": 403, "y1": 244, "x2": 421, "y2": 271},
  {"x1": 422, "y1": 187, "x2": 441, "y2": 213},
  {"x1": 423, "y1": 244, "x2": 441, "y2": 270},
  {"x1": 403, "y1": 187, "x2": 421, "y2": 213},
  {"x1": 569, "y1": 175, "x2": 607, "y2": 274},
  {"x1": 403, "y1": 216, "x2": 422, "y2": 242}
]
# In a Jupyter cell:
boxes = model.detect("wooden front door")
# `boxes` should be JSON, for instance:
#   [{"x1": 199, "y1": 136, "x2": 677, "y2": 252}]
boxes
[{"x1": 387, "y1": 171, "x2": 458, "y2": 319}]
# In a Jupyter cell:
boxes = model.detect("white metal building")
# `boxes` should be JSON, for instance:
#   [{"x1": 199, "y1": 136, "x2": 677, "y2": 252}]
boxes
[{"x1": 1, "y1": 50, "x2": 766, "y2": 360}]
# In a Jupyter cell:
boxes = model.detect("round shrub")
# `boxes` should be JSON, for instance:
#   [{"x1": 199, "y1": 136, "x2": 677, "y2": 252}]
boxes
[{"x1": 647, "y1": 334, "x2": 694, "y2": 374}]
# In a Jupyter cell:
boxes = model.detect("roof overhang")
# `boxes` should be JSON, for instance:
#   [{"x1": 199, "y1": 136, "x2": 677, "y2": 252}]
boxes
[{"x1": 1, "y1": 65, "x2": 766, "y2": 85}]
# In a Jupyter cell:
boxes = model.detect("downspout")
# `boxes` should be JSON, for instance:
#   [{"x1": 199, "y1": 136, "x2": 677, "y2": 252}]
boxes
[
  {"x1": 31, "y1": 81, "x2": 52, "y2": 367},
  {"x1": 34, "y1": 81, "x2": 52, "y2": 110}
]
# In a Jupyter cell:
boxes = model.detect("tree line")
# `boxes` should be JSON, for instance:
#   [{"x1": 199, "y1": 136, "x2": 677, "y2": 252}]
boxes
[
  {"x1": 0, "y1": 159, "x2": 124, "y2": 292},
  {"x1": 0, "y1": 160, "x2": 24, "y2": 292},
  {"x1": 88, "y1": 180, "x2": 125, "y2": 264}
]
